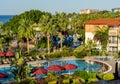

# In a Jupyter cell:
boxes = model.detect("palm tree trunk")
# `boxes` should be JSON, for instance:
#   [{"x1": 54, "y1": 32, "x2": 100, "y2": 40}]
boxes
[
  {"x1": 47, "y1": 32, "x2": 50, "y2": 54},
  {"x1": 74, "y1": 23, "x2": 77, "y2": 34},
  {"x1": 60, "y1": 33, "x2": 63, "y2": 51},
  {"x1": 26, "y1": 38, "x2": 29, "y2": 54}
]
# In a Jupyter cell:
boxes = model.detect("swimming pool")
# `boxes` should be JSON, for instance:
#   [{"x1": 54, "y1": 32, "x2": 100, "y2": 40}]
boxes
[
  {"x1": 40, "y1": 60, "x2": 102, "y2": 73},
  {"x1": 0, "y1": 60, "x2": 102, "y2": 82},
  {"x1": 0, "y1": 67, "x2": 15, "y2": 83}
]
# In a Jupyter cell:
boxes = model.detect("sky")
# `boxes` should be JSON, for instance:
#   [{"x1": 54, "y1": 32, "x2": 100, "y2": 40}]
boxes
[{"x1": 0, "y1": 0, "x2": 120, "y2": 15}]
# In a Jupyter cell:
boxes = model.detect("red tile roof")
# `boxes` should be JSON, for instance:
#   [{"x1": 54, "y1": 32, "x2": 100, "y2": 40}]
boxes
[{"x1": 84, "y1": 18, "x2": 120, "y2": 26}]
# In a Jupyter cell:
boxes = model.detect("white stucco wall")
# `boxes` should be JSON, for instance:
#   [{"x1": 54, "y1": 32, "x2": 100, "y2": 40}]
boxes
[
  {"x1": 85, "y1": 32, "x2": 102, "y2": 50},
  {"x1": 85, "y1": 32, "x2": 95, "y2": 43}
]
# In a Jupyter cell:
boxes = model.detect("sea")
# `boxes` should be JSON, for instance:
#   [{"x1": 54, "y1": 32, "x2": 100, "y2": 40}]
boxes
[{"x1": 0, "y1": 15, "x2": 14, "y2": 24}]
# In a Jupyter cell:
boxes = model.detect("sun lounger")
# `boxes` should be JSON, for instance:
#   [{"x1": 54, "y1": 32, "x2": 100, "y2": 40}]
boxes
[
  {"x1": 42, "y1": 55, "x2": 48, "y2": 60},
  {"x1": 2, "y1": 59, "x2": 8, "y2": 64},
  {"x1": 28, "y1": 57, "x2": 34, "y2": 61},
  {"x1": 6, "y1": 58, "x2": 10, "y2": 64},
  {"x1": 36, "y1": 56, "x2": 42, "y2": 60}
]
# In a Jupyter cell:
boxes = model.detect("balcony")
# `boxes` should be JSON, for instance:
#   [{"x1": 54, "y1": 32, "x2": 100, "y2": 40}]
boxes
[
  {"x1": 108, "y1": 40, "x2": 118, "y2": 46},
  {"x1": 109, "y1": 40, "x2": 118, "y2": 44},
  {"x1": 109, "y1": 30, "x2": 118, "y2": 36}
]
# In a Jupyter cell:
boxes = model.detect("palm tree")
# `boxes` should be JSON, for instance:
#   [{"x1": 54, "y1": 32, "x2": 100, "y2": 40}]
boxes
[
  {"x1": 0, "y1": 24, "x2": 5, "y2": 51},
  {"x1": 94, "y1": 26, "x2": 109, "y2": 50},
  {"x1": 10, "y1": 51, "x2": 31, "y2": 82},
  {"x1": 18, "y1": 17, "x2": 35, "y2": 54},
  {"x1": 39, "y1": 13, "x2": 56, "y2": 54},
  {"x1": 1, "y1": 22, "x2": 15, "y2": 49},
  {"x1": 85, "y1": 39, "x2": 97, "y2": 56},
  {"x1": 70, "y1": 14, "x2": 79, "y2": 34},
  {"x1": 55, "y1": 12, "x2": 69, "y2": 51}
]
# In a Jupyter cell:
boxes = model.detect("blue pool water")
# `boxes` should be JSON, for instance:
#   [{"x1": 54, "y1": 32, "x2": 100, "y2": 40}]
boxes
[
  {"x1": 0, "y1": 67, "x2": 15, "y2": 82},
  {"x1": 0, "y1": 60, "x2": 102, "y2": 82},
  {"x1": 42, "y1": 60, "x2": 102, "y2": 73}
]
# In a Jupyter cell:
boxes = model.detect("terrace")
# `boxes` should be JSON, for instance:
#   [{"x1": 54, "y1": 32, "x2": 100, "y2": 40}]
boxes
[{"x1": 0, "y1": 55, "x2": 116, "y2": 84}]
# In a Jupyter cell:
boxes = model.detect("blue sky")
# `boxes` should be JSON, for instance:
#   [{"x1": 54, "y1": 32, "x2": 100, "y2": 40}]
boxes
[{"x1": 0, "y1": 0, "x2": 120, "y2": 15}]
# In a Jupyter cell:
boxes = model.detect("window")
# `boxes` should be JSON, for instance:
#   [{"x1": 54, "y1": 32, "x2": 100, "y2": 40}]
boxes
[
  {"x1": 109, "y1": 36, "x2": 117, "y2": 43},
  {"x1": 109, "y1": 47, "x2": 117, "y2": 52}
]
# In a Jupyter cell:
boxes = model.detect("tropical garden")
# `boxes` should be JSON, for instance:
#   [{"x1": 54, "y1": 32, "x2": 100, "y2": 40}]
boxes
[{"x1": 0, "y1": 10, "x2": 120, "y2": 83}]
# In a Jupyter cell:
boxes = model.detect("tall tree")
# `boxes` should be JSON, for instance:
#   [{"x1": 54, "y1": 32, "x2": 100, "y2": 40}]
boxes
[
  {"x1": 55, "y1": 12, "x2": 69, "y2": 51},
  {"x1": 85, "y1": 39, "x2": 97, "y2": 56},
  {"x1": 94, "y1": 26, "x2": 109, "y2": 50},
  {"x1": 18, "y1": 17, "x2": 35, "y2": 54},
  {"x1": 39, "y1": 13, "x2": 56, "y2": 54},
  {"x1": 10, "y1": 51, "x2": 31, "y2": 82},
  {"x1": 70, "y1": 14, "x2": 79, "y2": 34},
  {"x1": 0, "y1": 24, "x2": 5, "y2": 51}
]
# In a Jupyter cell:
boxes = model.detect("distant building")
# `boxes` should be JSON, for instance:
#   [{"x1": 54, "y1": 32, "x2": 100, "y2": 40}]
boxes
[
  {"x1": 80, "y1": 9, "x2": 99, "y2": 14},
  {"x1": 84, "y1": 18, "x2": 120, "y2": 55},
  {"x1": 112, "y1": 8, "x2": 120, "y2": 12}
]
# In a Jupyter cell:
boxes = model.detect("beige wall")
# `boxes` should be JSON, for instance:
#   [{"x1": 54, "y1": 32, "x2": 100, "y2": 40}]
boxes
[
  {"x1": 85, "y1": 24, "x2": 108, "y2": 50},
  {"x1": 85, "y1": 24, "x2": 120, "y2": 53},
  {"x1": 85, "y1": 24, "x2": 108, "y2": 32}
]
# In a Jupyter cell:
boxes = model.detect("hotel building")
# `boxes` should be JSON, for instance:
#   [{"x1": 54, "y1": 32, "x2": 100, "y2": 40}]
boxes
[
  {"x1": 112, "y1": 8, "x2": 120, "y2": 13},
  {"x1": 80, "y1": 9, "x2": 99, "y2": 14},
  {"x1": 84, "y1": 18, "x2": 120, "y2": 55}
]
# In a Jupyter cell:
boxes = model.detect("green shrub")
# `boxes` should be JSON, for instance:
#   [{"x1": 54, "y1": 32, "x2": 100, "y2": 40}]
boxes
[
  {"x1": 72, "y1": 78, "x2": 80, "y2": 84},
  {"x1": 45, "y1": 52, "x2": 61, "y2": 58},
  {"x1": 62, "y1": 74, "x2": 70, "y2": 79},
  {"x1": 103, "y1": 74, "x2": 114, "y2": 81},
  {"x1": 79, "y1": 78, "x2": 85, "y2": 83},
  {"x1": 88, "y1": 72, "x2": 97, "y2": 78},
  {"x1": 48, "y1": 80, "x2": 57, "y2": 84},
  {"x1": 100, "y1": 51, "x2": 108, "y2": 56},
  {"x1": 74, "y1": 70, "x2": 89, "y2": 81},
  {"x1": 45, "y1": 50, "x2": 73, "y2": 58},
  {"x1": 68, "y1": 30, "x2": 74, "y2": 35},
  {"x1": 74, "y1": 51, "x2": 86, "y2": 58},
  {"x1": 87, "y1": 78, "x2": 98, "y2": 84},
  {"x1": 114, "y1": 52, "x2": 120, "y2": 59},
  {"x1": 45, "y1": 72, "x2": 58, "y2": 82},
  {"x1": 96, "y1": 73, "x2": 104, "y2": 79},
  {"x1": 18, "y1": 78, "x2": 37, "y2": 84},
  {"x1": 62, "y1": 79, "x2": 70, "y2": 84},
  {"x1": 62, "y1": 50, "x2": 72, "y2": 57},
  {"x1": 91, "y1": 49, "x2": 99, "y2": 56}
]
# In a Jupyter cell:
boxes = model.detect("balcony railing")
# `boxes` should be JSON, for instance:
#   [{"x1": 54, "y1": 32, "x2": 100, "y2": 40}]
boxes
[
  {"x1": 109, "y1": 30, "x2": 118, "y2": 36},
  {"x1": 108, "y1": 40, "x2": 118, "y2": 44}
]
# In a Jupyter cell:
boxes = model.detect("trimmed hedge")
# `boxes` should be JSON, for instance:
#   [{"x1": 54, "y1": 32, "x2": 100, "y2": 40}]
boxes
[
  {"x1": 48, "y1": 80, "x2": 57, "y2": 84},
  {"x1": 74, "y1": 70, "x2": 89, "y2": 81},
  {"x1": 87, "y1": 78, "x2": 98, "y2": 84},
  {"x1": 62, "y1": 79, "x2": 70, "y2": 84},
  {"x1": 13, "y1": 78, "x2": 38, "y2": 84},
  {"x1": 103, "y1": 74, "x2": 114, "y2": 81},
  {"x1": 72, "y1": 78, "x2": 80, "y2": 84}
]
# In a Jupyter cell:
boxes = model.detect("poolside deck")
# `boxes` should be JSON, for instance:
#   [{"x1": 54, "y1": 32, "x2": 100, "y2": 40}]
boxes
[
  {"x1": 84, "y1": 56, "x2": 116, "y2": 74},
  {"x1": 0, "y1": 56, "x2": 116, "y2": 74},
  {"x1": 0, "y1": 56, "x2": 118, "y2": 84},
  {"x1": 105, "y1": 59, "x2": 116, "y2": 73}
]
